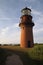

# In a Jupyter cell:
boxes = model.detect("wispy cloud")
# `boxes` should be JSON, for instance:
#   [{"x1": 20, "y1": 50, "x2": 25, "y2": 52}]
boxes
[
  {"x1": 29, "y1": 0, "x2": 36, "y2": 2},
  {"x1": 0, "y1": 22, "x2": 20, "y2": 44},
  {"x1": 1, "y1": 27, "x2": 9, "y2": 35},
  {"x1": 31, "y1": 9, "x2": 43, "y2": 43},
  {"x1": 32, "y1": 9, "x2": 42, "y2": 16}
]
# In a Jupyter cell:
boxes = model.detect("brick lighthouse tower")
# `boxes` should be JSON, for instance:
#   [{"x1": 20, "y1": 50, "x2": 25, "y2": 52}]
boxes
[{"x1": 19, "y1": 7, "x2": 34, "y2": 48}]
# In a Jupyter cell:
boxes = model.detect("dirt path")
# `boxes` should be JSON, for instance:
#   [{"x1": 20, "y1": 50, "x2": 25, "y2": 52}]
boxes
[{"x1": 6, "y1": 54, "x2": 23, "y2": 65}]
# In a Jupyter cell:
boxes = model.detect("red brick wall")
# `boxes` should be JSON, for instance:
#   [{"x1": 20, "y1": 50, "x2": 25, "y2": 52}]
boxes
[
  {"x1": 19, "y1": 15, "x2": 34, "y2": 48},
  {"x1": 20, "y1": 26, "x2": 34, "y2": 48}
]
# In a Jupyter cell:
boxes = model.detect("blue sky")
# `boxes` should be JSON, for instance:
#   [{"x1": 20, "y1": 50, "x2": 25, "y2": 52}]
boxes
[{"x1": 0, "y1": 0, "x2": 43, "y2": 44}]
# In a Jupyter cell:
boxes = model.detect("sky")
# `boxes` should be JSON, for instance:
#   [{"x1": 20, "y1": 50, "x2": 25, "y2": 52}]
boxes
[{"x1": 0, "y1": 0, "x2": 43, "y2": 44}]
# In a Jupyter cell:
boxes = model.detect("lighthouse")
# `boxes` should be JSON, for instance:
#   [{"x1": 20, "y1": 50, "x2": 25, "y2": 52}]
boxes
[{"x1": 19, "y1": 7, "x2": 34, "y2": 48}]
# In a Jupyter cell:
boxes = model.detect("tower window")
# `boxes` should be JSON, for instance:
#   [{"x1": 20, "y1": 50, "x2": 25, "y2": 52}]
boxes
[{"x1": 23, "y1": 27, "x2": 24, "y2": 29}]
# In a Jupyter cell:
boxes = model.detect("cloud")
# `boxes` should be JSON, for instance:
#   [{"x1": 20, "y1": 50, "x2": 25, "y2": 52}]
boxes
[
  {"x1": 31, "y1": 8, "x2": 43, "y2": 24},
  {"x1": 0, "y1": 27, "x2": 9, "y2": 44},
  {"x1": 0, "y1": 27, "x2": 9, "y2": 35},
  {"x1": 31, "y1": 9, "x2": 43, "y2": 43},
  {"x1": 24, "y1": 0, "x2": 36, "y2": 2},
  {"x1": 33, "y1": 27, "x2": 43, "y2": 33},
  {"x1": 0, "y1": 22, "x2": 20, "y2": 44},
  {"x1": 29, "y1": 0, "x2": 36, "y2": 3},
  {"x1": 32, "y1": 9, "x2": 41, "y2": 16},
  {"x1": 0, "y1": 22, "x2": 19, "y2": 36},
  {"x1": 13, "y1": 23, "x2": 19, "y2": 28}
]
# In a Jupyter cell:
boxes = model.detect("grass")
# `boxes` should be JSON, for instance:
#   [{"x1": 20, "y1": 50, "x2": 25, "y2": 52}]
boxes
[{"x1": 0, "y1": 44, "x2": 43, "y2": 65}]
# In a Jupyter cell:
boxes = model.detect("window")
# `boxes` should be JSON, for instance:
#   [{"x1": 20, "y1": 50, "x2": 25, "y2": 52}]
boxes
[{"x1": 23, "y1": 27, "x2": 24, "y2": 29}]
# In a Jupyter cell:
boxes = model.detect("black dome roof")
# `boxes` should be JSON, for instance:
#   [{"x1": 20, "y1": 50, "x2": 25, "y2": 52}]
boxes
[{"x1": 21, "y1": 7, "x2": 31, "y2": 12}]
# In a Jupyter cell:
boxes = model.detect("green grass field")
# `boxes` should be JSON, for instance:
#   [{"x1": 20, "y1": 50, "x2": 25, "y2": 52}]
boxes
[{"x1": 0, "y1": 44, "x2": 43, "y2": 65}]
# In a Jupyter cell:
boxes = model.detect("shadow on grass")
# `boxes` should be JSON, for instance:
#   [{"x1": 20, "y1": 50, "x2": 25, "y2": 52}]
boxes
[
  {"x1": 0, "y1": 48, "x2": 12, "y2": 65},
  {"x1": 7, "y1": 49, "x2": 43, "y2": 65},
  {"x1": 0, "y1": 48, "x2": 43, "y2": 65},
  {"x1": 0, "y1": 48, "x2": 7, "y2": 65}
]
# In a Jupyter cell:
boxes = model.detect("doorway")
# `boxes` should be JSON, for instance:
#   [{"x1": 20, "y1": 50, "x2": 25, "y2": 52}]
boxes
[{"x1": 28, "y1": 41, "x2": 31, "y2": 47}]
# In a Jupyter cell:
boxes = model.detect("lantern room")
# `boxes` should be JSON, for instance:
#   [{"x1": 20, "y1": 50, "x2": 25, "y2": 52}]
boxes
[{"x1": 21, "y1": 7, "x2": 31, "y2": 16}]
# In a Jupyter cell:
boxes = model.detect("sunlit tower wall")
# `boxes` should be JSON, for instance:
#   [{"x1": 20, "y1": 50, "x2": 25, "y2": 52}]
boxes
[{"x1": 19, "y1": 7, "x2": 34, "y2": 48}]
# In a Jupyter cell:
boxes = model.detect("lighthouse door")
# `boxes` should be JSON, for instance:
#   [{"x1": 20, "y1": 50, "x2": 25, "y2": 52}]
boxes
[{"x1": 28, "y1": 41, "x2": 31, "y2": 47}]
